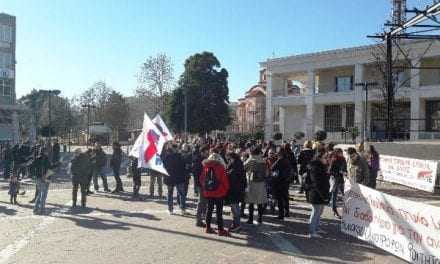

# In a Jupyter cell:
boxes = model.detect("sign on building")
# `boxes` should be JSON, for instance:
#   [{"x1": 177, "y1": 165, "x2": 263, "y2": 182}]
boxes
[{"x1": 342, "y1": 182, "x2": 440, "y2": 263}]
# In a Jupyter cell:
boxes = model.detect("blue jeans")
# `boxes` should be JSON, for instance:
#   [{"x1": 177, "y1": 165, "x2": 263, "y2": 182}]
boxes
[
  {"x1": 34, "y1": 178, "x2": 49, "y2": 214},
  {"x1": 230, "y1": 203, "x2": 241, "y2": 227},
  {"x1": 167, "y1": 183, "x2": 187, "y2": 212},
  {"x1": 309, "y1": 204, "x2": 324, "y2": 235}
]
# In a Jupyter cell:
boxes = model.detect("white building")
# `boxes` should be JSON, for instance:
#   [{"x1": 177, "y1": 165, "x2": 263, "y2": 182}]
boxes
[
  {"x1": 261, "y1": 40, "x2": 440, "y2": 142},
  {"x1": 0, "y1": 13, "x2": 19, "y2": 143}
]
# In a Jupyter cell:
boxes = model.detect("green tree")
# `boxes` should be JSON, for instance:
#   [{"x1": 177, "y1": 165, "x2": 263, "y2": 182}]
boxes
[{"x1": 166, "y1": 52, "x2": 231, "y2": 134}]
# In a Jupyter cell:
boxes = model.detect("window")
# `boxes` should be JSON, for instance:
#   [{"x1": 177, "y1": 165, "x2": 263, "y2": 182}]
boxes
[
  {"x1": 0, "y1": 25, "x2": 12, "y2": 43},
  {"x1": 324, "y1": 105, "x2": 342, "y2": 132},
  {"x1": 426, "y1": 100, "x2": 440, "y2": 131},
  {"x1": 0, "y1": 79, "x2": 12, "y2": 97},
  {"x1": 0, "y1": 52, "x2": 12, "y2": 67},
  {"x1": 336, "y1": 76, "x2": 353, "y2": 92},
  {"x1": 346, "y1": 104, "x2": 355, "y2": 128}
]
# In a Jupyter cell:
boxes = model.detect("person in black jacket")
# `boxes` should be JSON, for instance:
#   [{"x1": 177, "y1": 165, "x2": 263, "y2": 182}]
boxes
[
  {"x1": 270, "y1": 147, "x2": 292, "y2": 220},
  {"x1": 91, "y1": 143, "x2": 109, "y2": 192},
  {"x1": 110, "y1": 142, "x2": 124, "y2": 193},
  {"x1": 305, "y1": 150, "x2": 330, "y2": 238},
  {"x1": 191, "y1": 145, "x2": 203, "y2": 196},
  {"x1": 225, "y1": 151, "x2": 246, "y2": 232},
  {"x1": 71, "y1": 149, "x2": 92, "y2": 208},
  {"x1": 163, "y1": 144, "x2": 188, "y2": 215},
  {"x1": 328, "y1": 148, "x2": 347, "y2": 219},
  {"x1": 297, "y1": 140, "x2": 315, "y2": 194}
]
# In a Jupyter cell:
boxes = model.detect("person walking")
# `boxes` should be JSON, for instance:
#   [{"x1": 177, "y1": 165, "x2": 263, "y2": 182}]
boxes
[
  {"x1": 163, "y1": 144, "x2": 188, "y2": 215},
  {"x1": 9, "y1": 174, "x2": 19, "y2": 205},
  {"x1": 244, "y1": 146, "x2": 268, "y2": 225},
  {"x1": 33, "y1": 148, "x2": 50, "y2": 215},
  {"x1": 110, "y1": 142, "x2": 124, "y2": 193},
  {"x1": 305, "y1": 150, "x2": 330, "y2": 238},
  {"x1": 347, "y1": 147, "x2": 370, "y2": 186},
  {"x1": 52, "y1": 139, "x2": 60, "y2": 166},
  {"x1": 366, "y1": 145, "x2": 380, "y2": 189},
  {"x1": 225, "y1": 151, "x2": 246, "y2": 232},
  {"x1": 200, "y1": 147, "x2": 229, "y2": 236},
  {"x1": 70, "y1": 149, "x2": 92, "y2": 208},
  {"x1": 91, "y1": 143, "x2": 109, "y2": 192}
]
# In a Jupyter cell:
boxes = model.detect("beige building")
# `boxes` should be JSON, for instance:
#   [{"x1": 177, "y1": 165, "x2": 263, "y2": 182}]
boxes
[
  {"x1": 262, "y1": 40, "x2": 440, "y2": 142},
  {"x1": 0, "y1": 13, "x2": 18, "y2": 143},
  {"x1": 234, "y1": 69, "x2": 267, "y2": 134}
]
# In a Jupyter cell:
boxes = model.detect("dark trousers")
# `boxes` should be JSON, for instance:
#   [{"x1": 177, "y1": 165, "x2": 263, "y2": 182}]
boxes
[
  {"x1": 248, "y1": 203, "x2": 264, "y2": 222},
  {"x1": 113, "y1": 166, "x2": 123, "y2": 191},
  {"x1": 72, "y1": 182, "x2": 87, "y2": 207},
  {"x1": 93, "y1": 167, "x2": 109, "y2": 191},
  {"x1": 132, "y1": 170, "x2": 141, "y2": 197},
  {"x1": 206, "y1": 198, "x2": 224, "y2": 230}
]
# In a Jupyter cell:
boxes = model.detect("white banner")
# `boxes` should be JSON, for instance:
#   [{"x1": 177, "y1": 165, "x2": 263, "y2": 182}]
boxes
[
  {"x1": 342, "y1": 182, "x2": 440, "y2": 263},
  {"x1": 381, "y1": 155, "x2": 438, "y2": 193}
]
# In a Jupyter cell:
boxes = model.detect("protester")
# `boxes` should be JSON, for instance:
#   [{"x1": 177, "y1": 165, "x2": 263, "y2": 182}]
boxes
[
  {"x1": 195, "y1": 145, "x2": 210, "y2": 227},
  {"x1": 244, "y1": 145, "x2": 267, "y2": 224},
  {"x1": 328, "y1": 148, "x2": 347, "y2": 219},
  {"x1": 347, "y1": 147, "x2": 370, "y2": 186},
  {"x1": 225, "y1": 151, "x2": 246, "y2": 232},
  {"x1": 91, "y1": 143, "x2": 109, "y2": 192},
  {"x1": 131, "y1": 157, "x2": 142, "y2": 199},
  {"x1": 181, "y1": 143, "x2": 193, "y2": 195},
  {"x1": 149, "y1": 170, "x2": 164, "y2": 199},
  {"x1": 191, "y1": 145, "x2": 203, "y2": 196},
  {"x1": 163, "y1": 144, "x2": 188, "y2": 215},
  {"x1": 9, "y1": 174, "x2": 19, "y2": 205},
  {"x1": 297, "y1": 140, "x2": 315, "y2": 194},
  {"x1": 366, "y1": 145, "x2": 380, "y2": 189},
  {"x1": 270, "y1": 147, "x2": 292, "y2": 220},
  {"x1": 110, "y1": 142, "x2": 124, "y2": 193},
  {"x1": 304, "y1": 150, "x2": 329, "y2": 238},
  {"x1": 199, "y1": 146, "x2": 229, "y2": 236},
  {"x1": 85, "y1": 148, "x2": 94, "y2": 194},
  {"x1": 70, "y1": 148, "x2": 92, "y2": 208},
  {"x1": 33, "y1": 148, "x2": 50, "y2": 215}
]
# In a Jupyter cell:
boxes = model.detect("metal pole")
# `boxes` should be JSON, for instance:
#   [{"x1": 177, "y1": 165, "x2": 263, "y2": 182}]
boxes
[
  {"x1": 386, "y1": 33, "x2": 394, "y2": 142},
  {"x1": 365, "y1": 85, "x2": 368, "y2": 142},
  {"x1": 87, "y1": 106, "x2": 90, "y2": 147},
  {"x1": 48, "y1": 92, "x2": 52, "y2": 143}
]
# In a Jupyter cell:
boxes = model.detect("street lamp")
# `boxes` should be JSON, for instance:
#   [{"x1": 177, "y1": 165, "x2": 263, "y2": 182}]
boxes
[{"x1": 40, "y1": 89, "x2": 61, "y2": 143}]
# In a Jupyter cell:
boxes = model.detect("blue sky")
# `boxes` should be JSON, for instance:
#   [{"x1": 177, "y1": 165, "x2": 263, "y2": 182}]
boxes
[{"x1": 2, "y1": 0, "x2": 433, "y2": 101}]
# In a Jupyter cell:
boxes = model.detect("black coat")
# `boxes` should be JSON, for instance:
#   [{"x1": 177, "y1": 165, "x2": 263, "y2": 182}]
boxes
[
  {"x1": 270, "y1": 157, "x2": 291, "y2": 195},
  {"x1": 298, "y1": 149, "x2": 315, "y2": 175},
  {"x1": 306, "y1": 159, "x2": 330, "y2": 204},
  {"x1": 163, "y1": 152, "x2": 187, "y2": 185},
  {"x1": 71, "y1": 153, "x2": 92, "y2": 184},
  {"x1": 225, "y1": 158, "x2": 246, "y2": 205}
]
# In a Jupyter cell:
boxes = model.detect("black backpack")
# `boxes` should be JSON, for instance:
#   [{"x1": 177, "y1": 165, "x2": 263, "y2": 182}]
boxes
[{"x1": 205, "y1": 167, "x2": 220, "y2": 192}]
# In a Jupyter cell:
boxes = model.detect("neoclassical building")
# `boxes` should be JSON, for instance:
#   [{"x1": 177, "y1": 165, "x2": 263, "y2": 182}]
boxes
[{"x1": 261, "y1": 40, "x2": 440, "y2": 142}]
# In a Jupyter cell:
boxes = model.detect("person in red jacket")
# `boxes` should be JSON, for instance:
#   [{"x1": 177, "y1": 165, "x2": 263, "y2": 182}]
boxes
[{"x1": 200, "y1": 146, "x2": 230, "y2": 236}]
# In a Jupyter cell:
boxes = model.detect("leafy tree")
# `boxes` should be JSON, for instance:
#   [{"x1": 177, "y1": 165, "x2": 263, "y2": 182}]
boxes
[
  {"x1": 166, "y1": 52, "x2": 231, "y2": 134},
  {"x1": 78, "y1": 81, "x2": 112, "y2": 122}
]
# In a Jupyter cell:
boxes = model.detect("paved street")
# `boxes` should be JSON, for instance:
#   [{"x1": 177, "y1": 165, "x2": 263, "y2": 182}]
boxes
[{"x1": 0, "y1": 173, "x2": 415, "y2": 264}]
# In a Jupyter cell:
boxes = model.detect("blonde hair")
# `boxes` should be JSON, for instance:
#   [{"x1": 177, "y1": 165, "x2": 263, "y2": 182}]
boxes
[{"x1": 303, "y1": 140, "x2": 313, "y2": 149}]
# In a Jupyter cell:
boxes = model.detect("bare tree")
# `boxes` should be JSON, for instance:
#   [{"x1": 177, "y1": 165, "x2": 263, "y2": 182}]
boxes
[{"x1": 136, "y1": 53, "x2": 174, "y2": 114}]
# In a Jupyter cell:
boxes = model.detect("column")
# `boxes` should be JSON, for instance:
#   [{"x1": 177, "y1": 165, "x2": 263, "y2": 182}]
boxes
[
  {"x1": 305, "y1": 70, "x2": 315, "y2": 138},
  {"x1": 12, "y1": 111, "x2": 19, "y2": 144},
  {"x1": 410, "y1": 62, "x2": 421, "y2": 140},
  {"x1": 265, "y1": 71, "x2": 273, "y2": 140},
  {"x1": 354, "y1": 63, "x2": 364, "y2": 142},
  {"x1": 279, "y1": 106, "x2": 285, "y2": 140}
]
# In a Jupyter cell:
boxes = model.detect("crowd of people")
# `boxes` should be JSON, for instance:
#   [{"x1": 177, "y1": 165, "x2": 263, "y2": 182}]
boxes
[{"x1": 1, "y1": 136, "x2": 381, "y2": 238}]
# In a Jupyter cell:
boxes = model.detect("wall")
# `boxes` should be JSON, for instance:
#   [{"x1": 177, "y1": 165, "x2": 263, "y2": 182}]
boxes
[
  {"x1": 420, "y1": 57, "x2": 440, "y2": 87},
  {"x1": 283, "y1": 106, "x2": 306, "y2": 139}
]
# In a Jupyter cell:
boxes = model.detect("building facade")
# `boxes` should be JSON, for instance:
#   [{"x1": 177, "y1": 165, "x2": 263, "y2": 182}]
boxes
[
  {"x1": 234, "y1": 69, "x2": 267, "y2": 134},
  {"x1": 262, "y1": 40, "x2": 440, "y2": 142},
  {"x1": 0, "y1": 13, "x2": 18, "y2": 143}
]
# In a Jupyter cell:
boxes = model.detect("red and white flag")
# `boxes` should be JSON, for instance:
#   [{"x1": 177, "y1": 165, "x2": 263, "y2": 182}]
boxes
[
  {"x1": 152, "y1": 114, "x2": 173, "y2": 142},
  {"x1": 129, "y1": 113, "x2": 168, "y2": 175}
]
